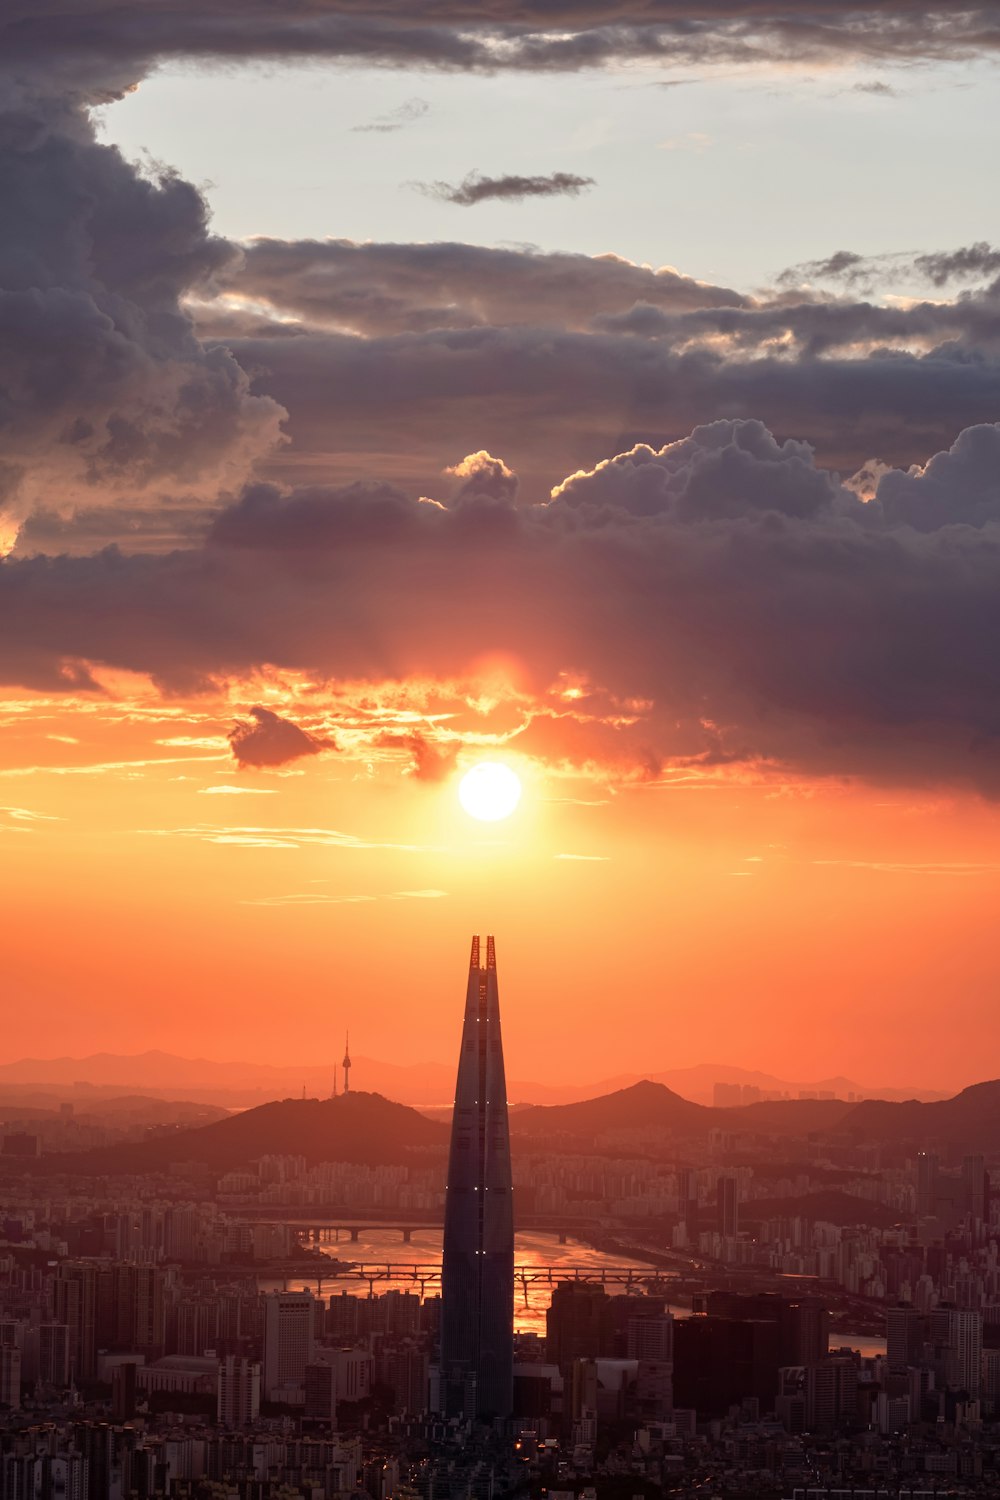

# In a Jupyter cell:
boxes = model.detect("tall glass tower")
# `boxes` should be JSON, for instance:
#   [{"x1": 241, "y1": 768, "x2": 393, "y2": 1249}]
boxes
[{"x1": 440, "y1": 935, "x2": 514, "y2": 1422}]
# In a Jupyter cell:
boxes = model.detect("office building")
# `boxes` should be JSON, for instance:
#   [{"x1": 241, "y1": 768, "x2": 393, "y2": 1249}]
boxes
[
  {"x1": 262, "y1": 1291, "x2": 316, "y2": 1399},
  {"x1": 546, "y1": 1284, "x2": 614, "y2": 1375},
  {"x1": 439, "y1": 935, "x2": 514, "y2": 1421}
]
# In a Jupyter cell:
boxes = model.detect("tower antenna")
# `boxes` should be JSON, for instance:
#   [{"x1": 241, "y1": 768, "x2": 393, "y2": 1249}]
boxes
[{"x1": 342, "y1": 1031, "x2": 351, "y2": 1094}]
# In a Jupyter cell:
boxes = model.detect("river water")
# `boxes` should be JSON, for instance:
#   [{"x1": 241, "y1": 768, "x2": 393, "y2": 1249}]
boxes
[
  {"x1": 259, "y1": 1227, "x2": 886, "y2": 1354},
  {"x1": 260, "y1": 1227, "x2": 666, "y2": 1335}
]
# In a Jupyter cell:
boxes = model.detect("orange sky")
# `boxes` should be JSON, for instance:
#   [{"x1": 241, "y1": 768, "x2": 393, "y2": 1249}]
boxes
[
  {"x1": 6, "y1": 11, "x2": 1000, "y2": 1101},
  {"x1": 4, "y1": 677, "x2": 999, "y2": 1092}
]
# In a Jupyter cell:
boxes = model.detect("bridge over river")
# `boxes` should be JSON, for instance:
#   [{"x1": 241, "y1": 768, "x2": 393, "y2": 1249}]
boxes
[{"x1": 243, "y1": 1213, "x2": 596, "y2": 1246}]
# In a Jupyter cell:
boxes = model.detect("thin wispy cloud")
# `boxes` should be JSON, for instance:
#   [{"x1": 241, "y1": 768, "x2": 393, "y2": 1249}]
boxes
[
  {"x1": 0, "y1": 806, "x2": 62, "y2": 832},
  {"x1": 0, "y1": 755, "x2": 228, "y2": 779},
  {"x1": 244, "y1": 888, "x2": 448, "y2": 907},
  {"x1": 414, "y1": 171, "x2": 595, "y2": 206},
  {"x1": 353, "y1": 97, "x2": 429, "y2": 134},
  {"x1": 554, "y1": 852, "x2": 610, "y2": 862},
  {"x1": 141, "y1": 825, "x2": 441, "y2": 853},
  {"x1": 813, "y1": 859, "x2": 1000, "y2": 877},
  {"x1": 198, "y1": 785, "x2": 278, "y2": 796},
  {"x1": 850, "y1": 80, "x2": 897, "y2": 96},
  {"x1": 658, "y1": 132, "x2": 713, "y2": 152}
]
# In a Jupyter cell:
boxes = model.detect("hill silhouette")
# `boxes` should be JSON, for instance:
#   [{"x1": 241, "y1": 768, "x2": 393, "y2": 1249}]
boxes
[
  {"x1": 841, "y1": 1079, "x2": 1000, "y2": 1148},
  {"x1": 509, "y1": 1080, "x2": 859, "y2": 1144},
  {"x1": 30, "y1": 1092, "x2": 448, "y2": 1174},
  {"x1": 509, "y1": 1080, "x2": 712, "y2": 1139}
]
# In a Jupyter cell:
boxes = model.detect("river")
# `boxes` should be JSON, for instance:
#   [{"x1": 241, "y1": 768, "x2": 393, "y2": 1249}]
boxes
[
  {"x1": 258, "y1": 1227, "x2": 886, "y2": 1354},
  {"x1": 260, "y1": 1228, "x2": 664, "y2": 1335}
]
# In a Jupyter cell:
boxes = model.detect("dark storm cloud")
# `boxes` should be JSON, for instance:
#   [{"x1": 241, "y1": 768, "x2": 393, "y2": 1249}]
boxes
[
  {"x1": 415, "y1": 171, "x2": 596, "y2": 206},
  {"x1": 217, "y1": 320, "x2": 1000, "y2": 491},
  {"x1": 0, "y1": 80, "x2": 283, "y2": 540},
  {"x1": 5, "y1": 2, "x2": 1000, "y2": 77},
  {"x1": 228, "y1": 705, "x2": 327, "y2": 768},
  {"x1": 9, "y1": 420, "x2": 1000, "y2": 793},
  {"x1": 211, "y1": 239, "x2": 747, "y2": 337}
]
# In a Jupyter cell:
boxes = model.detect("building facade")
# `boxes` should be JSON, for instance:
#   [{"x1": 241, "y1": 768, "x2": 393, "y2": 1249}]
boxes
[{"x1": 439, "y1": 935, "x2": 514, "y2": 1422}]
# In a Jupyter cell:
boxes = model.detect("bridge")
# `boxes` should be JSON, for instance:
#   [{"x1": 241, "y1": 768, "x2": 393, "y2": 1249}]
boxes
[
  {"x1": 248, "y1": 1217, "x2": 595, "y2": 1246},
  {"x1": 271, "y1": 1262, "x2": 677, "y2": 1298}
]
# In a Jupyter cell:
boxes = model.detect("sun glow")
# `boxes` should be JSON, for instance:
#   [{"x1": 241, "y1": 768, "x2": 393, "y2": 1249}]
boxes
[{"x1": 458, "y1": 761, "x2": 523, "y2": 822}]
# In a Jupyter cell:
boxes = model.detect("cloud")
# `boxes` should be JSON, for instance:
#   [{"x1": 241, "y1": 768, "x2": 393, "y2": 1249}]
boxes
[
  {"x1": 414, "y1": 171, "x2": 596, "y2": 206},
  {"x1": 209, "y1": 238, "x2": 747, "y2": 338},
  {"x1": 11, "y1": 419, "x2": 1000, "y2": 793},
  {"x1": 374, "y1": 730, "x2": 460, "y2": 782},
  {"x1": 228, "y1": 706, "x2": 327, "y2": 769},
  {"x1": 0, "y1": 78, "x2": 284, "y2": 549},
  {"x1": 199, "y1": 783, "x2": 278, "y2": 795},
  {"x1": 213, "y1": 316, "x2": 1000, "y2": 501},
  {"x1": 780, "y1": 241, "x2": 1000, "y2": 291},
  {"x1": 143, "y1": 824, "x2": 440, "y2": 852},
  {"x1": 5, "y1": 2, "x2": 1000, "y2": 79},
  {"x1": 244, "y1": 887, "x2": 447, "y2": 906},
  {"x1": 352, "y1": 96, "x2": 429, "y2": 133}
]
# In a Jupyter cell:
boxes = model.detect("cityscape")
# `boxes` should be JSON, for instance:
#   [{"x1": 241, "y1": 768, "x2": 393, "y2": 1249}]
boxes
[
  {"x1": 1, "y1": 938, "x2": 1000, "y2": 1497},
  {"x1": 7, "y1": 0, "x2": 1000, "y2": 1497}
]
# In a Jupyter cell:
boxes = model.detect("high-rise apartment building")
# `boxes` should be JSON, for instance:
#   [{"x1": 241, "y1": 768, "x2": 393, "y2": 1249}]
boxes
[
  {"x1": 439, "y1": 935, "x2": 514, "y2": 1421},
  {"x1": 217, "y1": 1356, "x2": 261, "y2": 1427},
  {"x1": 53, "y1": 1263, "x2": 97, "y2": 1382},
  {"x1": 717, "y1": 1175, "x2": 739, "y2": 1238},
  {"x1": 0, "y1": 1345, "x2": 21, "y2": 1409}
]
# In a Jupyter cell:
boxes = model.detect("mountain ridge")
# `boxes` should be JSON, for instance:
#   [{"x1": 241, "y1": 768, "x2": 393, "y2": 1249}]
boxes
[{"x1": 0, "y1": 1049, "x2": 949, "y2": 1107}]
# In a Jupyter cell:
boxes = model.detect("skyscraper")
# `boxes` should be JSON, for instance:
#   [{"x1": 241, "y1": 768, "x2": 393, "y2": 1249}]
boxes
[
  {"x1": 717, "y1": 1174, "x2": 739, "y2": 1238},
  {"x1": 262, "y1": 1290, "x2": 316, "y2": 1400},
  {"x1": 440, "y1": 935, "x2": 514, "y2": 1422}
]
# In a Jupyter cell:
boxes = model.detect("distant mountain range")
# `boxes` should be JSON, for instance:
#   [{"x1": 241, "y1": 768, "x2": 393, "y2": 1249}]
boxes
[
  {"x1": 0, "y1": 1050, "x2": 948, "y2": 1108},
  {"x1": 16, "y1": 1078, "x2": 1000, "y2": 1177}
]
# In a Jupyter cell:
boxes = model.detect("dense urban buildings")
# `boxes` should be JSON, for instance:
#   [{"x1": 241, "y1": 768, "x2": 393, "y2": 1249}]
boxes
[{"x1": 4, "y1": 1034, "x2": 1000, "y2": 1494}]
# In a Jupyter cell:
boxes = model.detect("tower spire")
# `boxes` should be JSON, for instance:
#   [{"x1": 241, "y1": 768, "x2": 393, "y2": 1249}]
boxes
[{"x1": 342, "y1": 1031, "x2": 351, "y2": 1094}]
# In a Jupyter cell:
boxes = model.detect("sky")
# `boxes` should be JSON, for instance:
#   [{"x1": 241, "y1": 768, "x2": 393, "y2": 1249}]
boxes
[{"x1": 4, "y1": 2, "x2": 1000, "y2": 1092}]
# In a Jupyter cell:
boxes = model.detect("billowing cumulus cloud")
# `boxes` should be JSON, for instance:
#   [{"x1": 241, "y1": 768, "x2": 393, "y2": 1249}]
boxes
[
  {"x1": 8, "y1": 420, "x2": 1000, "y2": 794},
  {"x1": 189, "y1": 235, "x2": 1000, "y2": 504},
  {"x1": 0, "y1": 76, "x2": 283, "y2": 548},
  {"x1": 228, "y1": 706, "x2": 327, "y2": 768},
  {"x1": 416, "y1": 171, "x2": 596, "y2": 206},
  {"x1": 8, "y1": 2, "x2": 1000, "y2": 801}
]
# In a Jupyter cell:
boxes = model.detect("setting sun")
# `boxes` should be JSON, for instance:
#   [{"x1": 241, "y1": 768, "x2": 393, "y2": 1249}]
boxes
[{"x1": 458, "y1": 762, "x2": 523, "y2": 822}]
